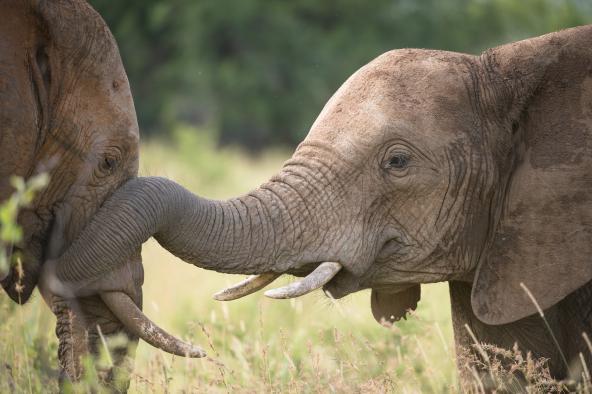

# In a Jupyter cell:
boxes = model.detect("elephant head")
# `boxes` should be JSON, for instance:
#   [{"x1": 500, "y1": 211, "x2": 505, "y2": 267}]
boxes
[
  {"x1": 48, "y1": 26, "x2": 592, "y2": 334},
  {"x1": 0, "y1": 0, "x2": 202, "y2": 387},
  {"x1": 0, "y1": 0, "x2": 139, "y2": 301}
]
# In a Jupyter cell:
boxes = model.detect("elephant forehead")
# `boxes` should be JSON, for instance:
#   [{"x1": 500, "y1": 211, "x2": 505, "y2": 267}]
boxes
[{"x1": 308, "y1": 50, "x2": 476, "y2": 153}]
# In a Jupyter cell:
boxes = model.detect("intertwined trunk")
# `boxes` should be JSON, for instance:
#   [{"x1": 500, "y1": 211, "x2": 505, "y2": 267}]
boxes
[{"x1": 56, "y1": 167, "x2": 335, "y2": 288}]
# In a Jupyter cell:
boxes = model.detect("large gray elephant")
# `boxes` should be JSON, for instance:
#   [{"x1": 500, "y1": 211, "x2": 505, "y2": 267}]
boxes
[
  {"x1": 45, "y1": 25, "x2": 592, "y2": 385},
  {"x1": 0, "y1": 0, "x2": 201, "y2": 389}
]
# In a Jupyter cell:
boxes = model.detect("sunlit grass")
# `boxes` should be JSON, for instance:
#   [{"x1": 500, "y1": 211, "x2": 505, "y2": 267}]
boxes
[
  {"x1": 134, "y1": 241, "x2": 456, "y2": 392},
  {"x1": 1, "y1": 127, "x2": 457, "y2": 392},
  {"x1": 138, "y1": 127, "x2": 457, "y2": 392}
]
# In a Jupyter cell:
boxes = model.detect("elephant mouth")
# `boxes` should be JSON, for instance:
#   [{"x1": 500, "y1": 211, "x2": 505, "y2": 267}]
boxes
[
  {"x1": 1, "y1": 241, "x2": 44, "y2": 303},
  {"x1": 212, "y1": 260, "x2": 346, "y2": 301},
  {"x1": 1, "y1": 204, "x2": 67, "y2": 303},
  {"x1": 212, "y1": 235, "x2": 414, "y2": 302},
  {"x1": 211, "y1": 259, "x2": 399, "y2": 302}
]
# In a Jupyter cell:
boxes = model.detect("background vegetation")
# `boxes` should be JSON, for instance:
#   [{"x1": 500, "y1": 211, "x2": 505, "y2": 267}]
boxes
[
  {"x1": 91, "y1": 0, "x2": 592, "y2": 150},
  {"x1": 3, "y1": 1, "x2": 592, "y2": 392},
  {"x1": 0, "y1": 131, "x2": 576, "y2": 392},
  {"x1": 1, "y1": 131, "x2": 457, "y2": 392}
]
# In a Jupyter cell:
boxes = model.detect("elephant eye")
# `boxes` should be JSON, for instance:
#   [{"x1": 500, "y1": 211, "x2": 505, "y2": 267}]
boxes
[
  {"x1": 99, "y1": 156, "x2": 118, "y2": 174},
  {"x1": 388, "y1": 153, "x2": 410, "y2": 170}
]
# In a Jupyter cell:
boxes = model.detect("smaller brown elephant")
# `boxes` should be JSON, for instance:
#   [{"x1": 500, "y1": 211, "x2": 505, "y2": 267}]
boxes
[{"x1": 45, "y1": 25, "x2": 592, "y2": 386}]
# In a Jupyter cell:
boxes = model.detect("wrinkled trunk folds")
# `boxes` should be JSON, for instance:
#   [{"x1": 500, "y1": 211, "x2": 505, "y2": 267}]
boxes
[
  {"x1": 50, "y1": 172, "x2": 345, "y2": 360},
  {"x1": 56, "y1": 176, "x2": 306, "y2": 287}
]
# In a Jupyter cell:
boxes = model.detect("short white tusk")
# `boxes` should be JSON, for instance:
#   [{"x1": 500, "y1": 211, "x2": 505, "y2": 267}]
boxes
[
  {"x1": 213, "y1": 272, "x2": 281, "y2": 301},
  {"x1": 264, "y1": 262, "x2": 342, "y2": 299}
]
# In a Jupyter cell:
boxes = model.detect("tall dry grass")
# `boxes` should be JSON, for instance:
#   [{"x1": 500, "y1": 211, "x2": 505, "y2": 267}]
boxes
[
  {"x1": 3, "y1": 127, "x2": 580, "y2": 392},
  {"x1": 134, "y1": 127, "x2": 457, "y2": 392}
]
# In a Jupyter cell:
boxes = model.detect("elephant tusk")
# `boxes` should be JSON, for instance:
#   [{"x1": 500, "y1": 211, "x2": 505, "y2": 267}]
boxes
[
  {"x1": 101, "y1": 291, "x2": 206, "y2": 358},
  {"x1": 264, "y1": 262, "x2": 342, "y2": 299},
  {"x1": 213, "y1": 272, "x2": 281, "y2": 301}
]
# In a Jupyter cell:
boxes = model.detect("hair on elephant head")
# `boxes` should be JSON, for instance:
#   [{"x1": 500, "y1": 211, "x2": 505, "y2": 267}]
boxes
[{"x1": 48, "y1": 25, "x2": 592, "y2": 380}]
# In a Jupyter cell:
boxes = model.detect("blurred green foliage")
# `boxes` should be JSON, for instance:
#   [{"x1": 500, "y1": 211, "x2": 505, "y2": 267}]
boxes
[
  {"x1": 0, "y1": 175, "x2": 48, "y2": 275},
  {"x1": 91, "y1": 0, "x2": 592, "y2": 150}
]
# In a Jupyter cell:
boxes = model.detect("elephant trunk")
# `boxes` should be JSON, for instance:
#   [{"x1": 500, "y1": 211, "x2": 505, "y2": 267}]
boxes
[
  {"x1": 51, "y1": 162, "x2": 355, "y2": 351},
  {"x1": 55, "y1": 176, "x2": 304, "y2": 285}
]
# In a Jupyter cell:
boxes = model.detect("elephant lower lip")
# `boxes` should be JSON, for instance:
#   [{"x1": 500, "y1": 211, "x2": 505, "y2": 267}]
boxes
[{"x1": 1, "y1": 242, "x2": 43, "y2": 303}]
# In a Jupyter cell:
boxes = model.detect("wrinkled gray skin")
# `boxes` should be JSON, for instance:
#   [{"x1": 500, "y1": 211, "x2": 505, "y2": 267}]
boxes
[
  {"x1": 49, "y1": 26, "x2": 592, "y2": 386},
  {"x1": 0, "y1": 0, "x2": 141, "y2": 390}
]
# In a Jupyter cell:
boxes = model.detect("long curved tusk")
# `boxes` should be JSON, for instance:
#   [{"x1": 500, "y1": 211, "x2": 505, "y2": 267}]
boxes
[
  {"x1": 213, "y1": 272, "x2": 281, "y2": 301},
  {"x1": 101, "y1": 291, "x2": 206, "y2": 358},
  {"x1": 264, "y1": 262, "x2": 342, "y2": 299}
]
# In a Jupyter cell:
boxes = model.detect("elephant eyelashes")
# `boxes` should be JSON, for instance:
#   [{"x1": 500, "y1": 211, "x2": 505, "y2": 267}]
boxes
[{"x1": 388, "y1": 153, "x2": 410, "y2": 170}]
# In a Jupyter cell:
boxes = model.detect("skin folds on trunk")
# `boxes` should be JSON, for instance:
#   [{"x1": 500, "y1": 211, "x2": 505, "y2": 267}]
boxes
[
  {"x1": 48, "y1": 175, "x2": 345, "y2": 360},
  {"x1": 53, "y1": 176, "x2": 292, "y2": 289}
]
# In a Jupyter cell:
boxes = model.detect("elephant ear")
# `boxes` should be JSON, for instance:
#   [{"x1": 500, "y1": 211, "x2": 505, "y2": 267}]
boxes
[
  {"x1": 472, "y1": 26, "x2": 592, "y2": 325},
  {"x1": 371, "y1": 285, "x2": 420, "y2": 327}
]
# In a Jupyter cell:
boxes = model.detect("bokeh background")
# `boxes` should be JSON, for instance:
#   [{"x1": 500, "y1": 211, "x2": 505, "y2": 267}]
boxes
[
  {"x1": 2, "y1": 1, "x2": 592, "y2": 392},
  {"x1": 93, "y1": 0, "x2": 592, "y2": 150}
]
